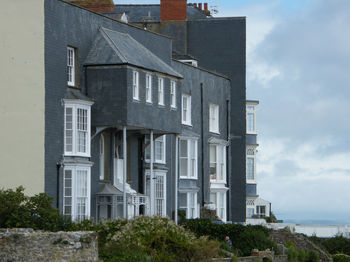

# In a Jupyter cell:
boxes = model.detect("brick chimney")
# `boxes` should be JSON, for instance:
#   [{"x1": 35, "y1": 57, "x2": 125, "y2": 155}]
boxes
[
  {"x1": 160, "y1": 0, "x2": 187, "y2": 21},
  {"x1": 68, "y1": 0, "x2": 114, "y2": 13}
]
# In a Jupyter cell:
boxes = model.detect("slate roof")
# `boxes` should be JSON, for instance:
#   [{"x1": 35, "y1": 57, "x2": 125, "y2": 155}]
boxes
[
  {"x1": 84, "y1": 27, "x2": 182, "y2": 78},
  {"x1": 64, "y1": 88, "x2": 94, "y2": 102},
  {"x1": 104, "y1": 4, "x2": 206, "y2": 23}
]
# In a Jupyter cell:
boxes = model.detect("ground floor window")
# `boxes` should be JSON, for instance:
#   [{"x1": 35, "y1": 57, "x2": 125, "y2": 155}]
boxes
[
  {"x1": 145, "y1": 171, "x2": 166, "y2": 217},
  {"x1": 256, "y1": 205, "x2": 266, "y2": 217},
  {"x1": 179, "y1": 191, "x2": 199, "y2": 219},
  {"x1": 210, "y1": 191, "x2": 227, "y2": 222},
  {"x1": 247, "y1": 207, "x2": 254, "y2": 218},
  {"x1": 63, "y1": 165, "x2": 91, "y2": 221}
]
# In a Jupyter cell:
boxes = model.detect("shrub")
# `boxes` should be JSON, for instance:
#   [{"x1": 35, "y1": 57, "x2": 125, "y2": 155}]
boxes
[
  {"x1": 0, "y1": 186, "x2": 62, "y2": 231},
  {"x1": 333, "y1": 254, "x2": 350, "y2": 262},
  {"x1": 182, "y1": 219, "x2": 277, "y2": 256},
  {"x1": 101, "y1": 216, "x2": 220, "y2": 262}
]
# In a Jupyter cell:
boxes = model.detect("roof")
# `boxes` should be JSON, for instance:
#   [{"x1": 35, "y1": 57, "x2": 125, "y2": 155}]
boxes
[
  {"x1": 64, "y1": 88, "x2": 94, "y2": 102},
  {"x1": 96, "y1": 183, "x2": 122, "y2": 195},
  {"x1": 104, "y1": 4, "x2": 206, "y2": 23},
  {"x1": 84, "y1": 27, "x2": 182, "y2": 78}
]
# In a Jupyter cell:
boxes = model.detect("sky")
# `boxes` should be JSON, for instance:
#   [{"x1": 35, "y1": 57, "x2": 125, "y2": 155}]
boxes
[{"x1": 116, "y1": 0, "x2": 350, "y2": 223}]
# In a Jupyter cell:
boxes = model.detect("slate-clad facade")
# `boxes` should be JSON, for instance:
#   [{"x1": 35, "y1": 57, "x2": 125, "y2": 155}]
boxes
[{"x1": 0, "y1": 0, "x2": 248, "y2": 222}]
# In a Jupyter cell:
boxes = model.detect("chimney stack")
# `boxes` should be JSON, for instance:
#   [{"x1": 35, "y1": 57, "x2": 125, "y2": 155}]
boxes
[
  {"x1": 68, "y1": 0, "x2": 114, "y2": 13},
  {"x1": 204, "y1": 3, "x2": 208, "y2": 11},
  {"x1": 160, "y1": 0, "x2": 187, "y2": 21},
  {"x1": 198, "y1": 3, "x2": 202, "y2": 10},
  {"x1": 193, "y1": 3, "x2": 197, "y2": 7}
]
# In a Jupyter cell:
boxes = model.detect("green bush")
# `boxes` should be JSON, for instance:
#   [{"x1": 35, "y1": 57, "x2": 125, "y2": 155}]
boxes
[
  {"x1": 333, "y1": 254, "x2": 350, "y2": 262},
  {"x1": 0, "y1": 186, "x2": 63, "y2": 231},
  {"x1": 287, "y1": 247, "x2": 319, "y2": 262},
  {"x1": 101, "y1": 216, "x2": 220, "y2": 262},
  {"x1": 182, "y1": 219, "x2": 277, "y2": 256}
]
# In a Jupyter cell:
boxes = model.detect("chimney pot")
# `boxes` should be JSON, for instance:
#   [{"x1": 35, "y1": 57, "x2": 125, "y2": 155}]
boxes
[
  {"x1": 204, "y1": 3, "x2": 208, "y2": 11},
  {"x1": 194, "y1": 3, "x2": 197, "y2": 7},
  {"x1": 198, "y1": 3, "x2": 202, "y2": 10}
]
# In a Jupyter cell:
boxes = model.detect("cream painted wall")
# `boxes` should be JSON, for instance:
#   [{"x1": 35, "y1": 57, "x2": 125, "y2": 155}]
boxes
[{"x1": 0, "y1": 1, "x2": 45, "y2": 195}]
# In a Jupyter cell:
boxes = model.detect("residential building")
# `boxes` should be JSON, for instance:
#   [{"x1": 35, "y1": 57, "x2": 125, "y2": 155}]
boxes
[
  {"x1": 245, "y1": 100, "x2": 271, "y2": 220},
  {"x1": 0, "y1": 0, "x2": 246, "y2": 223}
]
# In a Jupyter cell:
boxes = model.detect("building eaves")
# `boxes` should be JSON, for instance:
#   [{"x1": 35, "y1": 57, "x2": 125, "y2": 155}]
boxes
[{"x1": 173, "y1": 59, "x2": 230, "y2": 80}]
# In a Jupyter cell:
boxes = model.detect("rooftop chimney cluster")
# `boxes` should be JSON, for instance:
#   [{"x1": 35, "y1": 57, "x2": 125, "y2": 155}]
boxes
[{"x1": 192, "y1": 2, "x2": 210, "y2": 15}]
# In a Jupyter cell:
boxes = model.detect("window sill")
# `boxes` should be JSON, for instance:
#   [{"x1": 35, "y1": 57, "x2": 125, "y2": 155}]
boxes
[
  {"x1": 170, "y1": 106, "x2": 177, "y2": 111},
  {"x1": 158, "y1": 103, "x2": 165, "y2": 108},
  {"x1": 145, "y1": 101, "x2": 153, "y2": 105},
  {"x1": 67, "y1": 85, "x2": 80, "y2": 90},
  {"x1": 64, "y1": 153, "x2": 91, "y2": 158},
  {"x1": 132, "y1": 98, "x2": 141, "y2": 102},
  {"x1": 182, "y1": 122, "x2": 192, "y2": 127},
  {"x1": 145, "y1": 160, "x2": 166, "y2": 165},
  {"x1": 179, "y1": 176, "x2": 198, "y2": 180},
  {"x1": 209, "y1": 130, "x2": 220, "y2": 135}
]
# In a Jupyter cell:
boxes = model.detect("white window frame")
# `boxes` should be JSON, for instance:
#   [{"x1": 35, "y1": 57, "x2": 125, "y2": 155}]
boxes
[
  {"x1": 209, "y1": 103, "x2": 219, "y2": 134},
  {"x1": 170, "y1": 80, "x2": 176, "y2": 108},
  {"x1": 146, "y1": 74, "x2": 152, "y2": 103},
  {"x1": 145, "y1": 170, "x2": 167, "y2": 217},
  {"x1": 132, "y1": 71, "x2": 139, "y2": 100},
  {"x1": 64, "y1": 100, "x2": 92, "y2": 157},
  {"x1": 63, "y1": 165, "x2": 91, "y2": 221},
  {"x1": 209, "y1": 144, "x2": 226, "y2": 183},
  {"x1": 210, "y1": 191, "x2": 227, "y2": 222},
  {"x1": 247, "y1": 207, "x2": 255, "y2": 218},
  {"x1": 187, "y1": 192, "x2": 198, "y2": 219},
  {"x1": 158, "y1": 77, "x2": 164, "y2": 106},
  {"x1": 179, "y1": 138, "x2": 198, "y2": 179},
  {"x1": 182, "y1": 94, "x2": 191, "y2": 126},
  {"x1": 67, "y1": 46, "x2": 75, "y2": 86},
  {"x1": 145, "y1": 135, "x2": 166, "y2": 164},
  {"x1": 246, "y1": 147, "x2": 256, "y2": 183},
  {"x1": 247, "y1": 104, "x2": 257, "y2": 134},
  {"x1": 99, "y1": 134, "x2": 105, "y2": 180}
]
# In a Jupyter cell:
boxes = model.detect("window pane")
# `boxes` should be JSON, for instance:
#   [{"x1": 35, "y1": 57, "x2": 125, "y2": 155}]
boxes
[
  {"x1": 247, "y1": 113, "x2": 255, "y2": 132},
  {"x1": 247, "y1": 157, "x2": 254, "y2": 180},
  {"x1": 210, "y1": 145, "x2": 217, "y2": 180},
  {"x1": 180, "y1": 159, "x2": 188, "y2": 177},
  {"x1": 180, "y1": 140, "x2": 187, "y2": 157}
]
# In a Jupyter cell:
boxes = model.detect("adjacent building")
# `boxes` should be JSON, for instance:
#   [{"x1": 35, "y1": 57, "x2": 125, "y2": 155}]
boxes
[
  {"x1": 0, "y1": 0, "x2": 249, "y2": 222},
  {"x1": 246, "y1": 101, "x2": 271, "y2": 220}
]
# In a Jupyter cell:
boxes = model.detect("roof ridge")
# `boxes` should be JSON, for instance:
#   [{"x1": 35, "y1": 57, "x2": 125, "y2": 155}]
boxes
[{"x1": 99, "y1": 27, "x2": 128, "y2": 63}]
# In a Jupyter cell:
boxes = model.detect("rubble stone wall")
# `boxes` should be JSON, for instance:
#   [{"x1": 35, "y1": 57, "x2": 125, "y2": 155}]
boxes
[{"x1": 0, "y1": 228, "x2": 100, "y2": 262}]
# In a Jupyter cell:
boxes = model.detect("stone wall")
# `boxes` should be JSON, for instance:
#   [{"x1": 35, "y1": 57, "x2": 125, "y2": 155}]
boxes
[{"x1": 0, "y1": 228, "x2": 99, "y2": 262}]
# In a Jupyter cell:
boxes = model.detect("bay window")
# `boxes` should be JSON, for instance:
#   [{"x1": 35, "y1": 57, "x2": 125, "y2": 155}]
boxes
[
  {"x1": 63, "y1": 165, "x2": 91, "y2": 221},
  {"x1": 179, "y1": 138, "x2": 198, "y2": 179},
  {"x1": 210, "y1": 191, "x2": 227, "y2": 222},
  {"x1": 246, "y1": 104, "x2": 256, "y2": 133},
  {"x1": 145, "y1": 135, "x2": 166, "y2": 164},
  {"x1": 179, "y1": 192, "x2": 198, "y2": 219},
  {"x1": 246, "y1": 147, "x2": 256, "y2": 182},
  {"x1": 64, "y1": 101, "x2": 92, "y2": 157},
  {"x1": 209, "y1": 144, "x2": 226, "y2": 182}
]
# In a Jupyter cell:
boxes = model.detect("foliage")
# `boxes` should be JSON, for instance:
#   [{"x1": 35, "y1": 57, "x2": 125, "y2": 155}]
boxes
[
  {"x1": 309, "y1": 235, "x2": 350, "y2": 256},
  {"x1": 333, "y1": 254, "x2": 350, "y2": 262},
  {"x1": 100, "y1": 216, "x2": 220, "y2": 262},
  {"x1": 182, "y1": 218, "x2": 278, "y2": 256},
  {"x1": 287, "y1": 247, "x2": 319, "y2": 262},
  {"x1": 200, "y1": 206, "x2": 220, "y2": 220},
  {"x1": 0, "y1": 186, "x2": 63, "y2": 231},
  {"x1": 265, "y1": 212, "x2": 278, "y2": 223}
]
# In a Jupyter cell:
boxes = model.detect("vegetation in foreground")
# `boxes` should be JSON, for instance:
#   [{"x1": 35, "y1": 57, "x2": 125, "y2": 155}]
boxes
[{"x1": 309, "y1": 235, "x2": 350, "y2": 262}]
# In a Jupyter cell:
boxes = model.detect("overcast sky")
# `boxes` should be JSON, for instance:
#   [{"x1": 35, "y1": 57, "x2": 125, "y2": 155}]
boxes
[{"x1": 116, "y1": 0, "x2": 350, "y2": 223}]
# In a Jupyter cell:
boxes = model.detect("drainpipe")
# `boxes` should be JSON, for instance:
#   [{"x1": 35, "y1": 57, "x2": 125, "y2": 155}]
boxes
[
  {"x1": 123, "y1": 126, "x2": 127, "y2": 219},
  {"x1": 56, "y1": 163, "x2": 61, "y2": 209},
  {"x1": 226, "y1": 99, "x2": 230, "y2": 220},
  {"x1": 200, "y1": 83, "x2": 205, "y2": 206},
  {"x1": 150, "y1": 130, "x2": 154, "y2": 215},
  {"x1": 175, "y1": 134, "x2": 179, "y2": 224}
]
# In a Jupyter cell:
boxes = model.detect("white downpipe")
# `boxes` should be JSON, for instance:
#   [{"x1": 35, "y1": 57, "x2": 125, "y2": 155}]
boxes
[
  {"x1": 123, "y1": 126, "x2": 127, "y2": 219},
  {"x1": 175, "y1": 135, "x2": 179, "y2": 225},
  {"x1": 150, "y1": 130, "x2": 154, "y2": 216}
]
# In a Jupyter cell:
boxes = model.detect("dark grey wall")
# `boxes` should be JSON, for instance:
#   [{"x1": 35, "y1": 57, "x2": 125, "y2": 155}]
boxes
[
  {"x1": 44, "y1": 0, "x2": 174, "y2": 208},
  {"x1": 172, "y1": 61, "x2": 230, "y2": 209},
  {"x1": 187, "y1": 18, "x2": 247, "y2": 222}
]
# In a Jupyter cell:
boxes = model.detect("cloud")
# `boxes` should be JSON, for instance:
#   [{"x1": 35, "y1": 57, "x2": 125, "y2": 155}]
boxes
[{"x1": 246, "y1": 0, "x2": 350, "y2": 220}]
